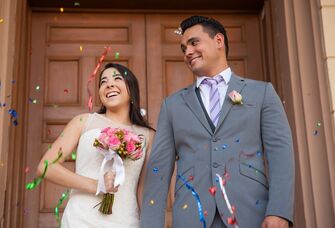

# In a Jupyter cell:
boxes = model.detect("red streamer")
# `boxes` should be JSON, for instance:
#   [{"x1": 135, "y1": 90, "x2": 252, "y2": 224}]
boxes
[{"x1": 87, "y1": 46, "x2": 111, "y2": 111}]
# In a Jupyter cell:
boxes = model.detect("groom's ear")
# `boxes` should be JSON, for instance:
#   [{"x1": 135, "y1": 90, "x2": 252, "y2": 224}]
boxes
[{"x1": 215, "y1": 33, "x2": 225, "y2": 50}]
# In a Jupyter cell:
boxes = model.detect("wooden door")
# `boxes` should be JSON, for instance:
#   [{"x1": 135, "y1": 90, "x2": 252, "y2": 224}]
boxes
[
  {"x1": 24, "y1": 12, "x2": 263, "y2": 228},
  {"x1": 145, "y1": 14, "x2": 264, "y2": 227},
  {"x1": 24, "y1": 13, "x2": 146, "y2": 228}
]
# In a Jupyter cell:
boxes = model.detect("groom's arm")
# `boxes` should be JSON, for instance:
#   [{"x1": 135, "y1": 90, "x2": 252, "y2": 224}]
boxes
[
  {"x1": 261, "y1": 83, "x2": 295, "y2": 224},
  {"x1": 140, "y1": 99, "x2": 176, "y2": 228}
]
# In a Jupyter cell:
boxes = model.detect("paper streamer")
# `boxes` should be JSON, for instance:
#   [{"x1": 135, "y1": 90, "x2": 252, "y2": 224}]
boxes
[
  {"x1": 176, "y1": 174, "x2": 206, "y2": 228},
  {"x1": 55, "y1": 189, "x2": 70, "y2": 227},
  {"x1": 216, "y1": 173, "x2": 238, "y2": 228},
  {"x1": 86, "y1": 46, "x2": 111, "y2": 112},
  {"x1": 26, "y1": 151, "x2": 63, "y2": 190}
]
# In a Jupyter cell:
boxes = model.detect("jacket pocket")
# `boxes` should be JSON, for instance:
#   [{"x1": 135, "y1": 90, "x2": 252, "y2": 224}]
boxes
[
  {"x1": 174, "y1": 167, "x2": 195, "y2": 195},
  {"x1": 239, "y1": 162, "x2": 268, "y2": 189}
]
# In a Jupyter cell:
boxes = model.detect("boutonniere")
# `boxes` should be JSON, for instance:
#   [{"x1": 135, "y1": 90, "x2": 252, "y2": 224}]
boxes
[{"x1": 228, "y1": 90, "x2": 243, "y2": 105}]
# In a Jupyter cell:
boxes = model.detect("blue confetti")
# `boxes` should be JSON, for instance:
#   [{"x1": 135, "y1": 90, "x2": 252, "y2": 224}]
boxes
[
  {"x1": 222, "y1": 144, "x2": 228, "y2": 149},
  {"x1": 235, "y1": 138, "x2": 240, "y2": 143},
  {"x1": 153, "y1": 167, "x2": 159, "y2": 173},
  {"x1": 256, "y1": 151, "x2": 262, "y2": 157}
]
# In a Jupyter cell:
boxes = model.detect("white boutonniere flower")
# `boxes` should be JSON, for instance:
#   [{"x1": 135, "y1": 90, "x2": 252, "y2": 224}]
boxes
[{"x1": 228, "y1": 90, "x2": 243, "y2": 105}]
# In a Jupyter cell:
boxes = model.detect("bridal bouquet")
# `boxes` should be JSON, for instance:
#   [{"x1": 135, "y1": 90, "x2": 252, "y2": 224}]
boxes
[{"x1": 93, "y1": 127, "x2": 144, "y2": 214}]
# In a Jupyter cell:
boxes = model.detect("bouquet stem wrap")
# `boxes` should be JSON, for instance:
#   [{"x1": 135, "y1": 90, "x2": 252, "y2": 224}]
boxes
[{"x1": 96, "y1": 149, "x2": 125, "y2": 214}]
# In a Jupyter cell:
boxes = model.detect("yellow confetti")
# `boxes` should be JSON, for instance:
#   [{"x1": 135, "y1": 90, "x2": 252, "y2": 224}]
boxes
[
  {"x1": 0, "y1": 160, "x2": 4, "y2": 167},
  {"x1": 0, "y1": 19, "x2": 4, "y2": 23},
  {"x1": 60, "y1": 8, "x2": 64, "y2": 13},
  {"x1": 149, "y1": 199, "x2": 154, "y2": 205},
  {"x1": 79, "y1": 46, "x2": 83, "y2": 52},
  {"x1": 183, "y1": 204, "x2": 188, "y2": 209}
]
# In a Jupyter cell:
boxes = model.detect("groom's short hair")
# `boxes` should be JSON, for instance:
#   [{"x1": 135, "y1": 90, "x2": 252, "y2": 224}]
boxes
[{"x1": 180, "y1": 15, "x2": 229, "y2": 57}]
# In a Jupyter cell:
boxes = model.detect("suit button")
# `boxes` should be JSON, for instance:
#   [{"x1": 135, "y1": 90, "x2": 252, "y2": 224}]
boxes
[{"x1": 212, "y1": 162, "x2": 219, "y2": 168}]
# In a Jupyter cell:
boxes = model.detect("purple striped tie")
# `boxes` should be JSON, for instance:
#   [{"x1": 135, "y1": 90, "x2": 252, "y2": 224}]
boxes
[{"x1": 202, "y1": 76, "x2": 224, "y2": 126}]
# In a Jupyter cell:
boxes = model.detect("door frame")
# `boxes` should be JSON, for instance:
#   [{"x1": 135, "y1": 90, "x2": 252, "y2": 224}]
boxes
[{"x1": 1, "y1": 0, "x2": 334, "y2": 227}]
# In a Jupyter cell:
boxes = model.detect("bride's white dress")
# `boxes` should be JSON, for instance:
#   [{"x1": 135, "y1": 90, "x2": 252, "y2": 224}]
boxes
[{"x1": 61, "y1": 113, "x2": 149, "y2": 228}]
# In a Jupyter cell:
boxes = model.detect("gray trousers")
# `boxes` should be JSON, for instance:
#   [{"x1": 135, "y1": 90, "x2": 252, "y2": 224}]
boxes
[{"x1": 210, "y1": 209, "x2": 227, "y2": 228}]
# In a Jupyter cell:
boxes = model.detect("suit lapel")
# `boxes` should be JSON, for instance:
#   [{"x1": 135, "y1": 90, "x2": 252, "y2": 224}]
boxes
[
  {"x1": 215, "y1": 74, "x2": 246, "y2": 133},
  {"x1": 182, "y1": 84, "x2": 213, "y2": 135}
]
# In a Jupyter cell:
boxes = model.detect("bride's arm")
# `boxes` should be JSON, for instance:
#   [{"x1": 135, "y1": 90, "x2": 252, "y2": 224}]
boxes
[
  {"x1": 137, "y1": 130, "x2": 155, "y2": 210},
  {"x1": 37, "y1": 113, "x2": 97, "y2": 194}
]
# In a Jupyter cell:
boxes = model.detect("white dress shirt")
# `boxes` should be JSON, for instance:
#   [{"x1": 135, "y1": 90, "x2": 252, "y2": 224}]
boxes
[{"x1": 196, "y1": 67, "x2": 232, "y2": 117}]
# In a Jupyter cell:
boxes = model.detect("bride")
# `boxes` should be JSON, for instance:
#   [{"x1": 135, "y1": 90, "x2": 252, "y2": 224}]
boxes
[{"x1": 37, "y1": 63, "x2": 155, "y2": 227}]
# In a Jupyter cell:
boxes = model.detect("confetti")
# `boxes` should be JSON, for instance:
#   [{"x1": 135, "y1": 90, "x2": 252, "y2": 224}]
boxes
[
  {"x1": 153, "y1": 167, "x2": 159, "y2": 173},
  {"x1": 124, "y1": 71, "x2": 128, "y2": 76},
  {"x1": 115, "y1": 52, "x2": 120, "y2": 59},
  {"x1": 183, "y1": 204, "x2": 188, "y2": 209},
  {"x1": 140, "y1": 108, "x2": 146, "y2": 117},
  {"x1": 74, "y1": 2, "x2": 80, "y2": 6},
  {"x1": 317, "y1": 122, "x2": 322, "y2": 127},
  {"x1": 222, "y1": 144, "x2": 228, "y2": 149},
  {"x1": 32, "y1": 99, "x2": 37, "y2": 104},
  {"x1": 235, "y1": 138, "x2": 240, "y2": 143},
  {"x1": 71, "y1": 152, "x2": 76, "y2": 160},
  {"x1": 55, "y1": 189, "x2": 70, "y2": 227},
  {"x1": 188, "y1": 175, "x2": 194, "y2": 181},
  {"x1": 35, "y1": 85, "x2": 40, "y2": 91},
  {"x1": 208, "y1": 186, "x2": 216, "y2": 196},
  {"x1": 25, "y1": 167, "x2": 30, "y2": 173},
  {"x1": 313, "y1": 130, "x2": 318, "y2": 136},
  {"x1": 149, "y1": 199, "x2": 155, "y2": 205},
  {"x1": 177, "y1": 174, "x2": 206, "y2": 228},
  {"x1": 60, "y1": 8, "x2": 64, "y2": 13},
  {"x1": 216, "y1": 174, "x2": 238, "y2": 228},
  {"x1": 64, "y1": 89, "x2": 69, "y2": 94},
  {"x1": 256, "y1": 151, "x2": 262, "y2": 157},
  {"x1": 26, "y1": 151, "x2": 63, "y2": 190},
  {"x1": 79, "y1": 45, "x2": 83, "y2": 52},
  {"x1": 0, "y1": 19, "x2": 4, "y2": 23},
  {"x1": 0, "y1": 160, "x2": 4, "y2": 167}
]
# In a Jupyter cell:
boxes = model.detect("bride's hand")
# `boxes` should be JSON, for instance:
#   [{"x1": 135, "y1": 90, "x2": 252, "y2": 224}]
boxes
[{"x1": 104, "y1": 170, "x2": 119, "y2": 193}]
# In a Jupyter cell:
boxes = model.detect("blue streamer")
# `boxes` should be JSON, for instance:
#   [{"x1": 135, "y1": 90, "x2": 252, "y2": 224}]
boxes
[{"x1": 177, "y1": 174, "x2": 206, "y2": 228}]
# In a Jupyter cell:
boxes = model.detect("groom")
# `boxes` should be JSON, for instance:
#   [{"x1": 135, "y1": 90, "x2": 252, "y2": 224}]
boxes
[{"x1": 141, "y1": 15, "x2": 294, "y2": 228}]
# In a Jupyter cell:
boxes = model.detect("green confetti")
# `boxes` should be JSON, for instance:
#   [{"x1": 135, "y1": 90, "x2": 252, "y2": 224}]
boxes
[
  {"x1": 71, "y1": 152, "x2": 76, "y2": 160},
  {"x1": 25, "y1": 150, "x2": 62, "y2": 190},
  {"x1": 55, "y1": 189, "x2": 70, "y2": 227},
  {"x1": 26, "y1": 160, "x2": 48, "y2": 190},
  {"x1": 115, "y1": 52, "x2": 120, "y2": 59}
]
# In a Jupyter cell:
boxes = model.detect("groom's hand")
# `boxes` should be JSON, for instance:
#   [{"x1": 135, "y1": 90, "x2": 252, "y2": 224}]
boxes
[
  {"x1": 261, "y1": 216, "x2": 289, "y2": 228},
  {"x1": 104, "y1": 170, "x2": 119, "y2": 193}
]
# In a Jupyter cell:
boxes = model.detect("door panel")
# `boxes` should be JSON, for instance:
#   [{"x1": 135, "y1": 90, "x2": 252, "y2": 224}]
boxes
[{"x1": 25, "y1": 12, "x2": 263, "y2": 228}]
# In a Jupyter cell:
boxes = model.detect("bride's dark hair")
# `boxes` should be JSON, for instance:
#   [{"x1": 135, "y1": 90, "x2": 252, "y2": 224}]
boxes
[{"x1": 97, "y1": 63, "x2": 154, "y2": 131}]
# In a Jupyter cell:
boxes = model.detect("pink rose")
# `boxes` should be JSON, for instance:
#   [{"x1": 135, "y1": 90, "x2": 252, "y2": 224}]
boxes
[
  {"x1": 228, "y1": 90, "x2": 243, "y2": 105},
  {"x1": 126, "y1": 141, "x2": 136, "y2": 152},
  {"x1": 108, "y1": 136, "x2": 121, "y2": 150}
]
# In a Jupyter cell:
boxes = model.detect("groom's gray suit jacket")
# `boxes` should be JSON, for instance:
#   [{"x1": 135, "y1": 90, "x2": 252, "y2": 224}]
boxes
[{"x1": 141, "y1": 74, "x2": 294, "y2": 228}]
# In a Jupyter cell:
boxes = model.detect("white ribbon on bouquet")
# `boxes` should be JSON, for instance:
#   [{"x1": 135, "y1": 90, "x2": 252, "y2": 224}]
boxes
[{"x1": 96, "y1": 149, "x2": 125, "y2": 195}]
